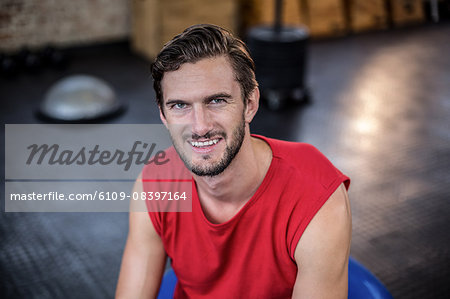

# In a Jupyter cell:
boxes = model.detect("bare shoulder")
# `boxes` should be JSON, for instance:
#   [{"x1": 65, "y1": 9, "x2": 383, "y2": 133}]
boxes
[
  {"x1": 115, "y1": 172, "x2": 166, "y2": 298},
  {"x1": 292, "y1": 183, "x2": 351, "y2": 298},
  {"x1": 129, "y1": 172, "x2": 160, "y2": 241},
  {"x1": 295, "y1": 183, "x2": 351, "y2": 259}
]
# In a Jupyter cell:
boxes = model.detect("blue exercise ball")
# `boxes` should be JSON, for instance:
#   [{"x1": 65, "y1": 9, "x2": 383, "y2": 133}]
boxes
[
  {"x1": 157, "y1": 257, "x2": 393, "y2": 299},
  {"x1": 348, "y1": 258, "x2": 393, "y2": 299}
]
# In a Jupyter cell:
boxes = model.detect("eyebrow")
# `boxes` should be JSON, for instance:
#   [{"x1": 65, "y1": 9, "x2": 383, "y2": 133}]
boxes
[{"x1": 165, "y1": 93, "x2": 233, "y2": 107}]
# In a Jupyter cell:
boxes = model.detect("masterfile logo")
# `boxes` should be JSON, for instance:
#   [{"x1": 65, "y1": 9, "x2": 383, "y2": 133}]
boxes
[
  {"x1": 5, "y1": 124, "x2": 192, "y2": 212},
  {"x1": 25, "y1": 141, "x2": 169, "y2": 171}
]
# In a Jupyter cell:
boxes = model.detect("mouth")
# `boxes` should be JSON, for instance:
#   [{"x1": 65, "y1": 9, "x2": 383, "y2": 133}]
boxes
[
  {"x1": 190, "y1": 138, "x2": 220, "y2": 148},
  {"x1": 188, "y1": 138, "x2": 222, "y2": 153}
]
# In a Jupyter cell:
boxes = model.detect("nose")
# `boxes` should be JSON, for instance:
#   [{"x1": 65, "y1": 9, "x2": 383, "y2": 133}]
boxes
[{"x1": 191, "y1": 105, "x2": 212, "y2": 137}]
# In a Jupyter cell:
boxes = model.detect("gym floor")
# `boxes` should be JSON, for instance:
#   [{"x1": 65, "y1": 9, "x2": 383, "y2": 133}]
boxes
[{"x1": 1, "y1": 22, "x2": 449, "y2": 298}]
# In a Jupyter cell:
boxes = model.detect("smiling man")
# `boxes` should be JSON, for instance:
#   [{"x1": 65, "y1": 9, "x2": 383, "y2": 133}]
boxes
[
  {"x1": 116, "y1": 24, "x2": 351, "y2": 299},
  {"x1": 161, "y1": 55, "x2": 247, "y2": 178}
]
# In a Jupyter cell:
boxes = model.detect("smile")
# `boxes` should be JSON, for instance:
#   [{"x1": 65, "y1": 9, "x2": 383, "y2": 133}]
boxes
[{"x1": 190, "y1": 139, "x2": 220, "y2": 148}]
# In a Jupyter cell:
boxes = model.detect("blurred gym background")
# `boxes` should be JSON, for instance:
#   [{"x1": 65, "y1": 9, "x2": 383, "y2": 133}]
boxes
[{"x1": 1, "y1": 0, "x2": 449, "y2": 298}]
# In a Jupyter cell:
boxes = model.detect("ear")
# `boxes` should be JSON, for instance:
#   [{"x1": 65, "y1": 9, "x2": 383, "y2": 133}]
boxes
[
  {"x1": 159, "y1": 106, "x2": 168, "y2": 128},
  {"x1": 244, "y1": 87, "x2": 260, "y2": 124}
]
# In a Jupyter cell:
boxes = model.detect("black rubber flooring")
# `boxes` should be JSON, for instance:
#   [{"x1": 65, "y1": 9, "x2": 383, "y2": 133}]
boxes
[{"x1": 1, "y1": 23, "x2": 450, "y2": 298}]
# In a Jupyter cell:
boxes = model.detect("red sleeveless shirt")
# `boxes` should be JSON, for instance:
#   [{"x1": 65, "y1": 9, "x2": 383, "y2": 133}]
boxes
[{"x1": 143, "y1": 135, "x2": 350, "y2": 298}]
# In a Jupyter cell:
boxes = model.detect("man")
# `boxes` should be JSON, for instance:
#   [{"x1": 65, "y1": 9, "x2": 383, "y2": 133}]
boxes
[{"x1": 116, "y1": 24, "x2": 351, "y2": 298}]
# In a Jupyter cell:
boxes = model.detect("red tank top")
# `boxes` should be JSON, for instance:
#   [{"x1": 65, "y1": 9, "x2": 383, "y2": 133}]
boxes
[{"x1": 143, "y1": 135, "x2": 350, "y2": 298}]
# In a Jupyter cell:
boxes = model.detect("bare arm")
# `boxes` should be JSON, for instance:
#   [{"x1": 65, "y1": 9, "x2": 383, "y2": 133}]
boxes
[
  {"x1": 292, "y1": 183, "x2": 352, "y2": 299},
  {"x1": 115, "y1": 174, "x2": 167, "y2": 299}
]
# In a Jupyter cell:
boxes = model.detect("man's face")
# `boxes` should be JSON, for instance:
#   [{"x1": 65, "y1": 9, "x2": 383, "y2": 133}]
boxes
[{"x1": 160, "y1": 56, "x2": 247, "y2": 176}]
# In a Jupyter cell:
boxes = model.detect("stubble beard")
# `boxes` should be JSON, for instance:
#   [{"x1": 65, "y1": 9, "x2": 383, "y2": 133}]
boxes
[{"x1": 170, "y1": 115, "x2": 246, "y2": 177}]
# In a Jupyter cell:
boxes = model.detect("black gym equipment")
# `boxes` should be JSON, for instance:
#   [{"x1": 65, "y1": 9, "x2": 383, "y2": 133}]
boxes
[
  {"x1": 0, "y1": 53, "x2": 18, "y2": 77},
  {"x1": 41, "y1": 45, "x2": 68, "y2": 69},
  {"x1": 1, "y1": 45, "x2": 68, "y2": 78},
  {"x1": 247, "y1": 0, "x2": 310, "y2": 110}
]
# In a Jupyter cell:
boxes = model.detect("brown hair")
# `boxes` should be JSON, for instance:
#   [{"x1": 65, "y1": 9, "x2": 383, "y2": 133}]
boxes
[{"x1": 151, "y1": 24, "x2": 257, "y2": 112}]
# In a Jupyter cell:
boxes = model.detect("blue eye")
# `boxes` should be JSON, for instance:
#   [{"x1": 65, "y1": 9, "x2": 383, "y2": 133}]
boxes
[
  {"x1": 172, "y1": 103, "x2": 186, "y2": 109},
  {"x1": 210, "y1": 98, "x2": 225, "y2": 104}
]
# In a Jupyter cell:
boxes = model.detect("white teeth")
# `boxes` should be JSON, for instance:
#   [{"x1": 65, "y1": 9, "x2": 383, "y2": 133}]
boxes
[{"x1": 190, "y1": 139, "x2": 219, "y2": 147}]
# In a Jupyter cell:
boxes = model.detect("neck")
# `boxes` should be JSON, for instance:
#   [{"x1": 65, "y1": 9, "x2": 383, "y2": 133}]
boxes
[{"x1": 194, "y1": 132, "x2": 272, "y2": 206}]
